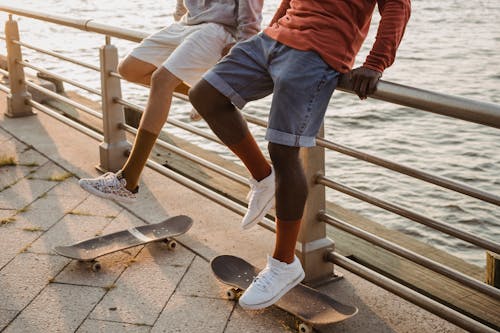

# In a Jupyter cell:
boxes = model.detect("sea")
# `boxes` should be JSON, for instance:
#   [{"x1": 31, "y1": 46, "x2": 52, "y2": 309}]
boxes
[{"x1": 0, "y1": 0, "x2": 498, "y2": 267}]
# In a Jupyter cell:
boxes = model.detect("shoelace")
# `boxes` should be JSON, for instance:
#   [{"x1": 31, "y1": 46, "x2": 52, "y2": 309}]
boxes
[
  {"x1": 246, "y1": 178, "x2": 269, "y2": 201},
  {"x1": 94, "y1": 172, "x2": 120, "y2": 188},
  {"x1": 252, "y1": 265, "x2": 283, "y2": 291}
]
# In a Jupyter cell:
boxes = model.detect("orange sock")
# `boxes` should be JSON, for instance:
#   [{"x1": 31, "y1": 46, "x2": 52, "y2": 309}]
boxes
[
  {"x1": 273, "y1": 218, "x2": 302, "y2": 264},
  {"x1": 228, "y1": 132, "x2": 271, "y2": 181},
  {"x1": 121, "y1": 128, "x2": 158, "y2": 191}
]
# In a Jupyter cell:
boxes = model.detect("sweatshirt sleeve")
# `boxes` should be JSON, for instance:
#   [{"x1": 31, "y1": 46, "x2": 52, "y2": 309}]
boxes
[
  {"x1": 269, "y1": 0, "x2": 291, "y2": 27},
  {"x1": 236, "y1": 0, "x2": 264, "y2": 41},
  {"x1": 363, "y1": 0, "x2": 411, "y2": 73}
]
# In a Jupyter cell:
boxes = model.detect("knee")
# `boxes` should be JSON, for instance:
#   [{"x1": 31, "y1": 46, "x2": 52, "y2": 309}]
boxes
[
  {"x1": 189, "y1": 79, "x2": 230, "y2": 118},
  {"x1": 150, "y1": 68, "x2": 180, "y2": 92},
  {"x1": 268, "y1": 143, "x2": 300, "y2": 170},
  {"x1": 117, "y1": 60, "x2": 138, "y2": 82}
]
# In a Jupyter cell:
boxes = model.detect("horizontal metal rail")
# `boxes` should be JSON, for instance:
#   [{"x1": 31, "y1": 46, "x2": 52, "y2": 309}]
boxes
[
  {"x1": 0, "y1": 5, "x2": 147, "y2": 43},
  {"x1": 318, "y1": 176, "x2": 500, "y2": 253},
  {"x1": 0, "y1": 83, "x2": 10, "y2": 94},
  {"x1": 24, "y1": 80, "x2": 102, "y2": 119},
  {"x1": 28, "y1": 99, "x2": 103, "y2": 141},
  {"x1": 114, "y1": 97, "x2": 222, "y2": 144},
  {"x1": 320, "y1": 212, "x2": 500, "y2": 300},
  {"x1": 0, "y1": 67, "x2": 9, "y2": 77},
  {"x1": 328, "y1": 252, "x2": 498, "y2": 333},
  {"x1": 317, "y1": 138, "x2": 500, "y2": 207},
  {"x1": 19, "y1": 60, "x2": 101, "y2": 95},
  {"x1": 338, "y1": 75, "x2": 500, "y2": 130},
  {"x1": 14, "y1": 40, "x2": 100, "y2": 72},
  {"x1": 121, "y1": 123, "x2": 248, "y2": 186}
]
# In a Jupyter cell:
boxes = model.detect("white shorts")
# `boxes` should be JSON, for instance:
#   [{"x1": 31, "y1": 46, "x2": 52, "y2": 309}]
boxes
[{"x1": 129, "y1": 22, "x2": 234, "y2": 86}]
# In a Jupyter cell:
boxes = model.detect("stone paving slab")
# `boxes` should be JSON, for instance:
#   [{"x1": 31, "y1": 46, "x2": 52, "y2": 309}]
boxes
[
  {"x1": 0, "y1": 309, "x2": 18, "y2": 331},
  {"x1": 0, "y1": 127, "x2": 12, "y2": 144},
  {"x1": 225, "y1": 307, "x2": 294, "y2": 333},
  {"x1": 3, "y1": 284, "x2": 104, "y2": 333},
  {"x1": 12, "y1": 192, "x2": 84, "y2": 231},
  {"x1": 0, "y1": 178, "x2": 57, "y2": 210},
  {"x1": 29, "y1": 161, "x2": 73, "y2": 182},
  {"x1": 90, "y1": 244, "x2": 195, "y2": 326},
  {"x1": 76, "y1": 319, "x2": 151, "y2": 333},
  {"x1": 69, "y1": 194, "x2": 123, "y2": 219},
  {"x1": 151, "y1": 294, "x2": 233, "y2": 333},
  {"x1": 0, "y1": 165, "x2": 35, "y2": 190},
  {"x1": 0, "y1": 222, "x2": 44, "y2": 269},
  {"x1": 47, "y1": 178, "x2": 89, "y2": 199},
  {"x1": 0, "y1": 253, "x2": 69, "y2": 311}
]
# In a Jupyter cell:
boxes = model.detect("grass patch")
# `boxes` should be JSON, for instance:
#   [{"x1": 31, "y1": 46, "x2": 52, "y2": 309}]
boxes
[
  {"x1": 19, "y1": 245, "x2": 30, "y2": 253},
  {"x1": 67, "y1": 210, "x2": 93, "y2": 216},
  {"x1": 48, "y1": 277, "x2": 55, "y2": 283},
  {"x1": 20, "y1": 162, "x2": 39, "y2": 167},
  {"x1": 47, "y1": 172, "x2": 73, "y2": 182},
  {"x1": 0, "y1": 156, "x2": 17, "y2": 167},
  {"x1": 17, "y1": 206, "x2": 30, "y2": 214},
  {"x1": 103, "y1": 284, "x2": 117, "y2": 291},
  {"x1": 0, "y1": 217, "x2": 16, "y2": 225},
  {"x1": 23, "y1": 226, "x2": 43, "y2": 232}
]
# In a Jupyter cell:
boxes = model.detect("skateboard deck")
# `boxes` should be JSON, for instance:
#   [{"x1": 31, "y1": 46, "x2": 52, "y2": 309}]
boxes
[
  {"x1": 54, "y1": 215, "x2": 192, "y2": 271},
  {"x1": 211, "y1": 255, "x2": 357, "y2": 332}
]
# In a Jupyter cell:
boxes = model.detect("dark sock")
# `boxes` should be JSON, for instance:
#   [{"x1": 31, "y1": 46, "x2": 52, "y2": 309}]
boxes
[
  {"x1": 228, "y1": 131, "x2": 271, "y2": 181},
  {"x1": 121, "y1": 128, "x2": 158, "y2": 191},
  {"x1": 273, "y1": 218, "x2": 302, "y2": 264}
]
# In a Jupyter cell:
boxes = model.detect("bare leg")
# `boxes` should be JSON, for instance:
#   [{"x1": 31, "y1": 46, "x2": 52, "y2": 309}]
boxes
[
  {"x1": 269, "y1": 142, "x2": 307, "y2": 263},
  {"x1": 120, "y1": 66, "x2": 182, "y2": 190},
  {"x1": 189, "y1": 79, "x2": 249, "y2": 144},
  {"x1": 118, "y1": 55, "x2": 191, "y2": 94}
]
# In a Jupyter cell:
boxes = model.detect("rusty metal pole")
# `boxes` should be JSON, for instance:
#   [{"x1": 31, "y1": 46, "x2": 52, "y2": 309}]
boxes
[
  {"x1": 4, "y1": 14, "x2": 34, "y2": 117},
  {"x1": 98, "y1": 36, "x2": 130, "y2": 172},
  {"x1": 296, "y1": 126, "x2": 337, "y2": 285}
]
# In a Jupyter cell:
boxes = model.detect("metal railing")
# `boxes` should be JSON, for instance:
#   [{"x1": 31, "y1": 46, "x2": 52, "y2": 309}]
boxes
[{"x1": 1, "y1": 5, "x2": 499, "y2": 332}]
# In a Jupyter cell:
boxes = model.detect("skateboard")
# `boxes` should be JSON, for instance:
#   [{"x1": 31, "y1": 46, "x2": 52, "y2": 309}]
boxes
[
  {"x1": 211, "y1": 255, "x2": 358, "y2": 333},
  {"x1": 54, "y1": 215, "x2": 193, "y2": 272}
]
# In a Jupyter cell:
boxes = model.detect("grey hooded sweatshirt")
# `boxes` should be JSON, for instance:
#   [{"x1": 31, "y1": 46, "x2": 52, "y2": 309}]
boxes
[{"x1": 174, "y1": 0, "x2": 263, "y2": 41}]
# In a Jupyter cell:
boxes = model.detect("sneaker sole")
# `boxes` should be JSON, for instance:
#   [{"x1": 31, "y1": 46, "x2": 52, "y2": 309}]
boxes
[
  {"x1": 241, "y1": 195, "x2": 275, "y2": 230},
  {"x1": 238, "y1": 269, "x2": 305, "y2": 310},
  {"x1": 79, "y1": 181, "x2": 137, "y2": 204}
]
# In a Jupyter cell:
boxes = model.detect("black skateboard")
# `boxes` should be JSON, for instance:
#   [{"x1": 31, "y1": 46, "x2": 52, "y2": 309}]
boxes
[
  {"x1": 54, "y1": 215, "x2": 192, "y2": 271},
  {"x1": 211, "y1": 255, "x2": 358, "y2": 333}
]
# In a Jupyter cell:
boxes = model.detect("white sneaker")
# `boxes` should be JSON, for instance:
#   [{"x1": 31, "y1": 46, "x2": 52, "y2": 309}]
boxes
[
  {"x1": 241, "y1": 167, "x2": 275, "y2": 230},
  {"x1": 239, "y1": 255, "x2": 305, "y2": 310},
  {"x1": 79, "y1": 171, "x2": 137, "y2": 203}
]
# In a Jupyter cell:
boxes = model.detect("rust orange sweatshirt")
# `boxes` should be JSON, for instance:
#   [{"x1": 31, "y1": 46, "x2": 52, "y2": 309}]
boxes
[{"x1": 265, "y1": 0, "x2": 411, "y2": 73}]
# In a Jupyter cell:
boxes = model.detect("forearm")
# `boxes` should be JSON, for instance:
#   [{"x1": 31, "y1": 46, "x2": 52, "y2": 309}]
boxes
[
  {"x1": 364, "y1": 0, "x2": 411, "y2": 72},
  {"x1": 237, "y1": 0, "x2": 264, "y2": 41},
  {"x1": 269, "y1": 0, "x2": 291, "y2": 27}
]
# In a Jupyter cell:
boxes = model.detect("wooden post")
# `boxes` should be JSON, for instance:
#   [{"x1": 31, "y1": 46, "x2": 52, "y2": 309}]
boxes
[
  {"x1": 4, "y1": 15, "x2": 34, "y2": 118},
  {"x1": 98, "y1": 36, "x2": 130, "y2": 172},
  {"x1": 486, "y1": 251, "x2": 500, "y2": 288},
  {"x1": 296, "y1": 126, "x2": 337, "y2": 285}
]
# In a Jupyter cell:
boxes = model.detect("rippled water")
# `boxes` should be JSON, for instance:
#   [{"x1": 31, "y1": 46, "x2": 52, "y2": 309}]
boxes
[{"x1": 0, "y1": 0, "x2": 498, "y2": 266}]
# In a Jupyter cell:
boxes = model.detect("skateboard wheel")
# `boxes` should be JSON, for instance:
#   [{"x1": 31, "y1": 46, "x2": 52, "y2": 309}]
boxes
[
  {"x1": 298, "y1": 323, "x2": 312, "y2": 333},
  {"x1": 91, "y1": 261, "x2": 102, "y2": 272},
  {"x1": 226, "y1": 288, "x2": 241, "y2": 300},
  {"x1": 166, "y1": 239, "x2": 177, "y2": 250}
]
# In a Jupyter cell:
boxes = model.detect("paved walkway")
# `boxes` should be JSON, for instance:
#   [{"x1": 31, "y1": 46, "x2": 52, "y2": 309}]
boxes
[{"x1": 0, "y1": 93, "x2": 464, "y2": 332}]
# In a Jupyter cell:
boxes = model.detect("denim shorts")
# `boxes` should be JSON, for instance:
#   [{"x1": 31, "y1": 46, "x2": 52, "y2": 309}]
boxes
[{"x1": 203, "y1": 33, "x2": 340, "y2": 147}]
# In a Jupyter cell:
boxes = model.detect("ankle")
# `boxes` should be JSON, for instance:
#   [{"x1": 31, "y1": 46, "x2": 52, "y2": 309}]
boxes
[{"x1": 271, "y1": 254, "x2": 295, "y2": 264}]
